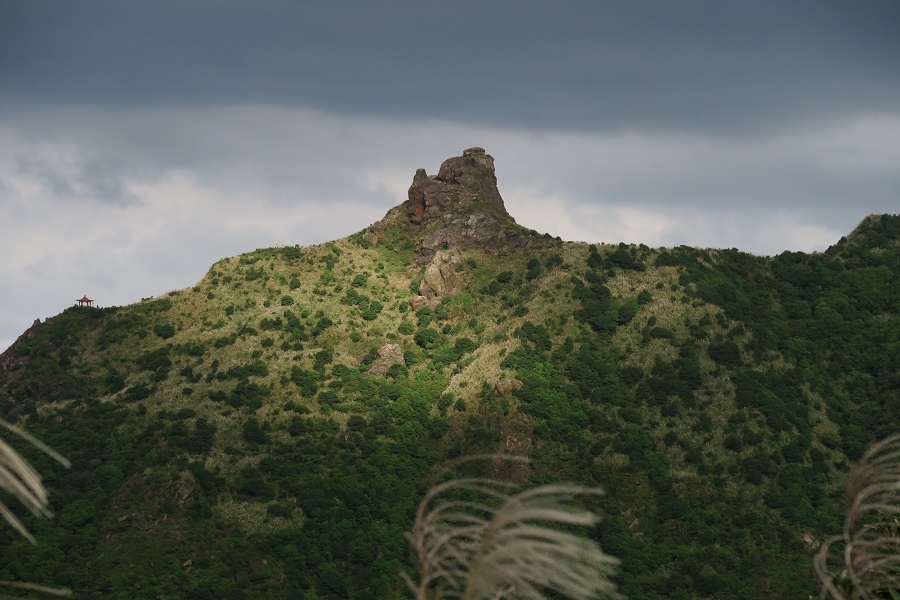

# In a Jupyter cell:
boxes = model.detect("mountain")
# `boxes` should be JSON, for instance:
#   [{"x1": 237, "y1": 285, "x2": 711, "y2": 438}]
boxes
[{"x1": 0, "y1": 148, "x2": 897, "y2": 599}]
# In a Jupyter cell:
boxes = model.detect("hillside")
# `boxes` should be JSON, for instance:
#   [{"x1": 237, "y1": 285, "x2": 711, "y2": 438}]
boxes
[{"x1": 0, "y1": 148, "x2": 897, "y2": 599}]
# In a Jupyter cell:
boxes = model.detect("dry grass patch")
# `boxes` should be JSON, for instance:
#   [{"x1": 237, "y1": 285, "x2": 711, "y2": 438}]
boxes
[
  {"x1": 215, "y1": 497, "x2": 304, "y2": 533},
  {"x1": 446, "y1": 341, "x2": 518, "y2": 402}
]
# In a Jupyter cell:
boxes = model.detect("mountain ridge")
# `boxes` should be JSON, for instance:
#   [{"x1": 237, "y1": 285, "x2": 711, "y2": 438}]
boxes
[{"x1": 0, "y1": 149, "x2": 896, "y2": 598}]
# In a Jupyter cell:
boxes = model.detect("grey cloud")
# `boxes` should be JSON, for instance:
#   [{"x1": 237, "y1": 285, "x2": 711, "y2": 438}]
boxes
[
  {"x1": 4, "y1": 106, "x2": 471, "y2": 211},
  {"x1": 15, "y1": 155, "x2": 74, "y2": 198},
  {"x1": 2, "y1": 1, "x2": 898, "y2": 357},
  {"x1": 2, "y1": 1, "x2": 899, "y2": 136},
  {"x1": 15, "y1": 153, "x2": 140, "y2": 206},
  {"x1": 492, "y1": 131, "x2": 900, "y2": 222},
  {"x1": 8, "y1": 106, "x2": 896, "y2": 230}
]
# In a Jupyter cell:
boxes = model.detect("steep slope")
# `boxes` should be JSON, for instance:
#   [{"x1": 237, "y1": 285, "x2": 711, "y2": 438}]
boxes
[{"x1": 0, "y1": 149, "x2": 897, "y2": 599}]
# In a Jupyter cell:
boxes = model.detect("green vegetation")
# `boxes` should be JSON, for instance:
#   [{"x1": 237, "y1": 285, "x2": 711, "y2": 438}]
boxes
[{"x1": 0, "y1": 213, "x2": 896, "y2": 598}]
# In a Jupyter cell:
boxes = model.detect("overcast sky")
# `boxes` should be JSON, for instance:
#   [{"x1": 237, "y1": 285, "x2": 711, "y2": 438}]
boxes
[{"x1": 1, "y1": 1, "x2": 899, "y2": 353}]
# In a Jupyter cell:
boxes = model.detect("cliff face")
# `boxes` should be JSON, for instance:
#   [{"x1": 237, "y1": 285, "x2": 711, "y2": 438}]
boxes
[
  {"x1": 406, "y1": 146, "x2": 509, "y2": 226},
  {"x1": 372, "y1": 147, "x2": 523, "y2": 259}
]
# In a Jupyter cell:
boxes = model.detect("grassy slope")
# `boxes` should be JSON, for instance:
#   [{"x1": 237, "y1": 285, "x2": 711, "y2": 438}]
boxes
[{"x1": 0, "y1": 213, "x2": 896, "y2": 599}]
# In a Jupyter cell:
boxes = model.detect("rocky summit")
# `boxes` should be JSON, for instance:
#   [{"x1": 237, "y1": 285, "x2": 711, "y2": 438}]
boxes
[
  {"x1": 405, "y1": 147, "x2": 510, "y2": 226},
  {"x1": 372, "y1": 147, "x2": 524, "y2": 258}
]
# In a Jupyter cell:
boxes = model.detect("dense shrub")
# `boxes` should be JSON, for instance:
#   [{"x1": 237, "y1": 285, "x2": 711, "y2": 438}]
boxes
[
  {"x1": 291, "y1": 367, "x2": 320, "y2": 396},
  {"x1": 153, "y1": 323, "x2": 176, "y2": 339},
  {"x1": 453, "y1": 337, "x2": 478, "y2": 355},
  {"x1": 515, "y1": 322, "x2": 551, "y2": 351},
  {"x1": 311, "y1": 316, "x2": 333, "y2": 337},
  {"x1": 708, "y1": 341, "x2": 742, "y2": 367},
  {"x1": 136, "y1": 347, "x2": 172, "y2": 380},
  {"x1": 621, "y1": 365, "x2": 644, "y2": 386},
  {"x1": 313, "y1": 348, "x2": 334, "y2": 374},
  {"x1": 362, "y1": 301, "x2": 383, "y2": 321},
  {"x1": 417, "y1": 307, "x2": 433, "y2": 327},
  {"x1": 617, "y1": 299, "x2": 639, "y2": 325},
  {"x1": 608, "y1": 244, "x2": 645, "y2": 271},
  {"x1": 125, "y1": 384, "x2": 153, "y2": 401},
  {"x1": 385, "y1": 363, "x2": 408, "y2": 379},
  {"x1": 649, "y1": 327, "x2": 675, "y2": 339},
  {"x1": 233, "y1": 465, "x2": 273, "y2": 499},
  {"x1": 214, "y1": 335, "x2": 237, "y2": 348},
  {"x1": 346, "y1": 415, "x2": 367, "y2": 431},
  {"x1": 525, "y1": 258, "x2": 544, "y2": 281},
  {"x1": 414, "y1": 328, "x2": 440, "y2": 349},
  {"x1": 482, "y1": 281, "x2": 502, "y2": 295},
  {"x1": 242, "y1": 418, "x2": 269, "y2": 445},
  {"x1": 225, "y1": 361, "x2": 269, "y2": 379},
  {"x1": 432, "y1": 345, "x2": 461, "y2": 366}
]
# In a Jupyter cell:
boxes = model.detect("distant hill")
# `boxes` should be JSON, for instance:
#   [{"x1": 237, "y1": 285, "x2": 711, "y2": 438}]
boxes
[{"x1": 0, "y1": 147, "x2": 897, "y2": 599}]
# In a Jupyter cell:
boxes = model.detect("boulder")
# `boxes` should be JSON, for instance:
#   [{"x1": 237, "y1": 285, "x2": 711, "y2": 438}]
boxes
[
  {"x1": 367, "y1": 343, "x2": 406, "y2": 376},
  {"x1": 419, "y1": 251, "x2": 465, "y2": 301},
  {"x1": 408, "y1": 295, "x2": 433, "y2": 311}
]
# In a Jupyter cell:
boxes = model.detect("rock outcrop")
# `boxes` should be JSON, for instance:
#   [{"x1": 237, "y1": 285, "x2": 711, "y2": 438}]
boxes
[
  {"x1": 419, "y1": 251, "x2": 465, "y2": 298},
  {"x1": 372, "y1": 147, "x2": 522, "y2": 258},
  {"x1": 409, "y1": 251, "x2": 466, "y2": 309},
  {"x1": 368, "y1": 147, "x2": 540, "y2": 311},
  {"x1": 406, "y1": 147, "x2": 509, "y2": 226},
  {"x1": 367, "y1": 343, "x2": 406, "y2": 376}
]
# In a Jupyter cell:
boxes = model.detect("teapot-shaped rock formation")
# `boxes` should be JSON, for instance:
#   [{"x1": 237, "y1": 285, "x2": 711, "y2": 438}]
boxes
[
  {"x1": 406, "y1": 146, "x2": 510, "y2": 226},
  {"x1": 368, "y1": 147, "x2": 541, "y2": 309},
  {"x1": 371, "y1": 147, "x2": 522, "y2": 259}
]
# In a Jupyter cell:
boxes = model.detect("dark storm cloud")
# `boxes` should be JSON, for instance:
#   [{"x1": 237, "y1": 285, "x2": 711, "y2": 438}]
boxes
[
  {"x1": 2, "y1": 1, "x2": 899, "y2": 135},
  {"x1": 1, "y1": 0, "x2": 898, "y2": 356}
]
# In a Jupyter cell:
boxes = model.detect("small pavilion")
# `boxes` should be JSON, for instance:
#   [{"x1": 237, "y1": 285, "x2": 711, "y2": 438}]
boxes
[{"x1": 76, "y1": 295, "x2": 95, "y2": 307}]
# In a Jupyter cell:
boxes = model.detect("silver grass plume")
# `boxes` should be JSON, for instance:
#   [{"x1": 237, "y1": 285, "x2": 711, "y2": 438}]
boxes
[
  {"x1": 815, "y1": 433, "x2": 900, "y2": 599},
  {"x1": 0, "y1": 418, "x2": 71, "y2": 598},
  {"x1": 404, "y1": 470, "x2": 621, "y2": 600}
]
